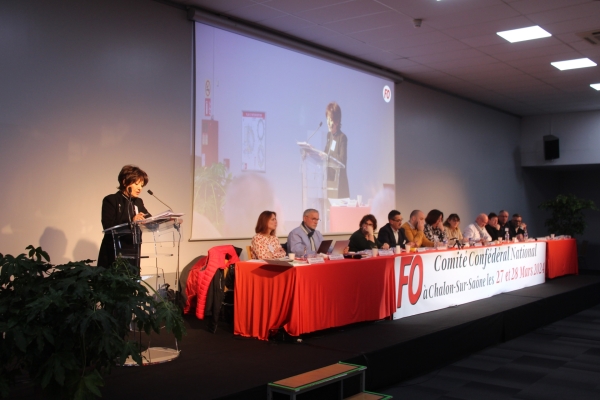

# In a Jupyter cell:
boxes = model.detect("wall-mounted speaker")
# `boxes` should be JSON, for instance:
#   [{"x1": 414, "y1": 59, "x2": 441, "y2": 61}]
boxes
[{"x1": 543, "y1": 135, "x2": 559, "y2": 160}]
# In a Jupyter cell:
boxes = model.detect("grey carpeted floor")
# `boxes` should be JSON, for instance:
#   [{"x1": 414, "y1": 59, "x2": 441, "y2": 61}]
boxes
[{"x1": 380, "y1": 303, "x2": 600, "y2": 399}]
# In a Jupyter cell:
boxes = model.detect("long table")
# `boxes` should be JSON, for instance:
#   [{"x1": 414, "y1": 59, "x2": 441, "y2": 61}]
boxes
[
  {"x1": 234, "y1": 257, "x2": 396, "y2": 340},
  {"x1": 234, "y1": 239, "x2": 577, "y2": 340}
]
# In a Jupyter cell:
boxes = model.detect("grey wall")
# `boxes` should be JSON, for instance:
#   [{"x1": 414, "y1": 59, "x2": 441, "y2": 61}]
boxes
[
  {"x1": 1, "y1": 0, "x2": 534, "y2": 279},
  {"x1": 521, "y1": 110, "x2": 600, "y2": 266},
  {"x1": 395, "y1": 82, "x2": 526, "y2": 232},
  {"x1": 557, "y1": 168, "x2": 600, "y2": 267},
  {"x1": 520, "y1": 166, "x2": 600, "y2": 268},
  {"x1": 521, "y1": 110, "x2": 600, "y2": 167},
  {"x1": 0, "y1": 0, "x2": 195, "y2": 272}
]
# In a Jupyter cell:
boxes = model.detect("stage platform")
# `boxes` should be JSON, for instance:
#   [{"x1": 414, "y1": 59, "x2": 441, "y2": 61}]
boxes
[{"x1": 9, "y1": 274, "x2": 600, "y2": 399}]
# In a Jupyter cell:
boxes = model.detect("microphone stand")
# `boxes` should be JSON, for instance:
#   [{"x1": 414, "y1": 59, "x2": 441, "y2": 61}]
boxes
[
  {"x1": 126, "y1": 187, "x2": 135, "y2": 233},
  {"x1": 147, "y1": 190, "x2": 173, "y2": 212},
  {"x1": 126, "y1": 187, "x2": 141, "y2": 273},
  {"x1": 306, "y1": 121, "x2": 323, "y2": 144}
]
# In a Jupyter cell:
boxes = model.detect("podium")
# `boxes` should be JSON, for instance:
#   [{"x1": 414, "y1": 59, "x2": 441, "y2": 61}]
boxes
[
  {"x1": 103, "y1": 211, "x2": 184, "y2": 366},
  {"x1": 102, "y1": 212, "x2": 183, "y2": 263},
  {"x1": 297, "y1": 142, "x2": 344, "y2": 231}
]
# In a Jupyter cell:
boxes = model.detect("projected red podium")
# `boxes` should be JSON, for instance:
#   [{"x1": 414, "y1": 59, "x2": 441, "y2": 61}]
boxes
[
  {"x1": 103, "y1": 212, "x2": 184, "y2": 366},
  {"x1": 297, "y1": 142, "x2": 344, "y2": 231}
]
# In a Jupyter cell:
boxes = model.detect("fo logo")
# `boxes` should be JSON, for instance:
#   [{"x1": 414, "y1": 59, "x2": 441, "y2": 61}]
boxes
[
  {"x1": 382, "y1": 85, "x2": 392, "y2": 103},
  {"x1": 397, "y1": 255, "x2": 423, "y2": 307}
]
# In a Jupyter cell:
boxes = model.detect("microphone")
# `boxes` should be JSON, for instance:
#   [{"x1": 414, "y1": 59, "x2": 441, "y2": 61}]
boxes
[
  {"x1": 306, "y1": 121, "x2": 323, "y2": 143},
  {"x1": 126, "y1": 186, "x2": 141, "y2": 256},
  {"x1": 126, "y1": 187, "x2": 133, "y2": 223},
  {"x1": 147, "y1": 190, "x2": 173, "y2": 212}
]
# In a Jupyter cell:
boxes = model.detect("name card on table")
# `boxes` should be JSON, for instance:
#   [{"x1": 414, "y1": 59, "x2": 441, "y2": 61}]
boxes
[
  {"x1": 378, "y1": 249, "x2": 394, "y2": 256},
  {"x1": 307, "y1": 257, "x2": 325, "y2": 264},
  {"x1": 329, "y1": 254, "x2": 345, "y2": 260}
]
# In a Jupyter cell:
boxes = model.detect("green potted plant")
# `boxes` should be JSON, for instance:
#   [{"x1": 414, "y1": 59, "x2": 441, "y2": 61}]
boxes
[
  {"x1": 538, "y1": 194, "x2": 597, "y2": 237},
  {"x1": 0, "y1": 246, "x2": 185, "y2": 399}
]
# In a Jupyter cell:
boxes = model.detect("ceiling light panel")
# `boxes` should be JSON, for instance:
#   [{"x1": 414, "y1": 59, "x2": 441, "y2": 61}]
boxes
[
  {"x1": 497, "y1": 25, "x2": 552, "y2": 43},
  {"x1": 551, "y1": 58, "x2": 597, "y2": 71}
]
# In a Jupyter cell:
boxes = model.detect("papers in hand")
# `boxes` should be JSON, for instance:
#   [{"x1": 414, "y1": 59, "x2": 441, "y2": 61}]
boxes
[{"x1": 138, "y1": 211, "x2": 184, "y2": 224}]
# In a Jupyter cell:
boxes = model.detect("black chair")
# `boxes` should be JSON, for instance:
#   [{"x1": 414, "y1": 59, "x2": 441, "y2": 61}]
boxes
[{"x1": 218, "y1": 246, "x2": 242, "y2": 329}]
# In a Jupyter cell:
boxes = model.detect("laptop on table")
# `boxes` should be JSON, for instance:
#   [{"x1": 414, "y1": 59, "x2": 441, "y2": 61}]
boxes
[
  {"x1": 316, "y1": 239, "x2": 333, "y2": 254},
  {"x1": 331, "y1": 239, "x2": 350, "y2": 255}
]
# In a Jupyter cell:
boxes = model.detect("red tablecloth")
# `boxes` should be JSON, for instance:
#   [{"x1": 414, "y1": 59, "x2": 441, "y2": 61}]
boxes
[
  {"x1": 545, "y1": 238, "x2": 578, "y2": 279},
  {"x1": 234, "y1": 257, "x2": 396, "y2": 340}
]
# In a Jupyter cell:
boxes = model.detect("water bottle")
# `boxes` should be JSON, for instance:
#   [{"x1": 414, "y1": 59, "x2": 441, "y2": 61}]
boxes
[
  {"x1": 443, "y1": 238, "x2": 448, "y2": 248},
  {"x1": 504, "y1": 228, "x2": 510, "y2": 242},
  {"x1": 524, "y1": 229, "x2": 528, "y2": 241},
  {"x1": 434, "y1": 236, "x2": 439, "y2": 249}
]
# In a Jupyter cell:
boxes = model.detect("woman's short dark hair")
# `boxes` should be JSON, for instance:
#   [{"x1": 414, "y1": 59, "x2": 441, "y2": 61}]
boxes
[
  {"x1": 359, "y1": 214, "x2": 377, "y2": 231},
  {"x1": 255, "y1": 210, "x2": 276, "y2": 235},
  {"x1": 118, "y1": 165, "x2": 148, "y2": 191},
  {"x1": 488, "y1": 212, "x2": 498, "y2": 219},
  {"x1": 326, "y1": 102, "x2": 342, "y2": 126},
  {"x1": 443, "y1": 213, "x2": 460, "y2": 228},
  {"x1": 425, "y1": 209, "x2": 443, "y2": 226}
]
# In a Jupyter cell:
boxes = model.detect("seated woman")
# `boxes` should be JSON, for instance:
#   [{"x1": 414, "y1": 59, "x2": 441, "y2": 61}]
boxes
[
  {"x1": 443, "y1": 214, "x2": 464, "y2": 245},
  {"x1": 424, "y1": 209, "x2": 447, "y2": 244},
  {"x1": 486, "y1": 212, "x2": 501, "y2": 241},
  {"x1": 250, "y1": 211, "x2": 286, "y2": 260},
  {"x1": 349, "y1": 214, "x2": 390, "y2": 252}
]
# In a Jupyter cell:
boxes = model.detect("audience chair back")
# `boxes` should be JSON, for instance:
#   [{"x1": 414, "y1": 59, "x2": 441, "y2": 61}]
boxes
[{"x1": 246, "y1": 245, "x2": 255, "y2": 260}]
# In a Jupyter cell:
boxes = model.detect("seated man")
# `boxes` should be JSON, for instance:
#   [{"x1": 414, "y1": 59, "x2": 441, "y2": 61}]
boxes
[
  {"x1": 287, "y1": 208, "x2": 324, "y2": 256},
  {"x1": 401, "y1": 210, "x2": 433, "y2": 248},
  {"x1": 485, "y1": 212, "x2": 501, "y2": 241},
  {"x1": 378, "y1": 210, "x2": 410, "y2": 249},
  {"x1": 463, "y1": 213, "x2": 492, "y2": 243},
  {"x1": 509, "y1": 213, "x2": 527, "y2": 240},
  {"x1": 497, "y1": 210, "x2": 510, "y2": 239}
]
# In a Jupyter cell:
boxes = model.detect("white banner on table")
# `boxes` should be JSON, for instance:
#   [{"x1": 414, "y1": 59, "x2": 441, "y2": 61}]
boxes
[{"x1": 393, "y1": 242, "x2": 546, "y2": 319}]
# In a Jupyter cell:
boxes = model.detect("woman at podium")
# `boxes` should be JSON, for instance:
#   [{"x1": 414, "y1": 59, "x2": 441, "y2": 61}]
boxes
[
  {"x1": 324, "y1": 102, "x2": 349, "y2": 199},
  {"x1": 97, "y1": 165, "x2": 151, "y2": 272}
]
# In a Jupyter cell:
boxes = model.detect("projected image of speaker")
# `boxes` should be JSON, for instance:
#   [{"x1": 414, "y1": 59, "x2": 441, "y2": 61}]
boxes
[
  {"x1": 191, "y1": 22, "x2": 395, "y2": 240},
  {"x1": 543, "y1": 135, "x2": 559, "y2": 160}
]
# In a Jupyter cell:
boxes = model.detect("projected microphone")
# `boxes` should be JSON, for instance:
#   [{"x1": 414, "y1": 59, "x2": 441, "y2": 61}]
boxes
[
  {"x1": 306, "y1": 121, "x2": 323, "y2": 143},
  {"x1": 147, "y1": 190, "x2": 173, "y2": 212}
]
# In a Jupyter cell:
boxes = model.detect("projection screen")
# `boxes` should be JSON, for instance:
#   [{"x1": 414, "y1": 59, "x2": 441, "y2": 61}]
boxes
[{"x1": 192, "y1": 22, "x2": 395, "y2": 240}]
